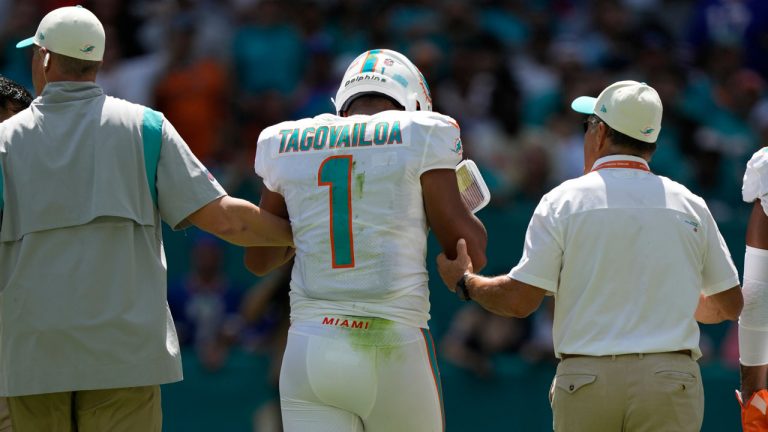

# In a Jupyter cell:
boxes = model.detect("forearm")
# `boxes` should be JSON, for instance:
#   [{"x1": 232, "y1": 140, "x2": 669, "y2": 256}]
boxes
[
  {"x1": 465, "y1": 275, "x2": 532, "y2": 318},
  {"x1": 464, "y1": 215, "x2": 488, "y2": 271},
  {"x1": 696, "y1": 286, "x2": 743, "y2": 324},
  {"x1": 741, "y1": 364, "x2": 768, "y2": 401},
  {"x1": 695, "y1": 294, "x2": 727, "y2": 324},
  {"x1": 190, "y1": 196, "x2": 293, "y2": 247},
  {"x1": 228, "y1": 197, "x2": 294, "y2": 247},
  {"x1": 244, "y1": 246, "x2": 295, "y2": 276}
]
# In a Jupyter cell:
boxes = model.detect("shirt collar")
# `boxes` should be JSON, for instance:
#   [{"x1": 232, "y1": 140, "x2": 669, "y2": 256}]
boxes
[
  {"x1": 590, "y1": 154, "x2": 650, "y2": 172},
  {"x1": 38, "y1": 82, "x2": 104, "y2": 104}
]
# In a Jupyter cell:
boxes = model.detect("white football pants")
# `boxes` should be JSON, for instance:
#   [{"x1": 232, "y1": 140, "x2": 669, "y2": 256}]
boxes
[{"x1": 279, "y1": 316, "x2": 444, "y2": 432}]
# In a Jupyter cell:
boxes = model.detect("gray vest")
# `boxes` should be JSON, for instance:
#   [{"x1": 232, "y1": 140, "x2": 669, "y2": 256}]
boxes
[{"x1": 0, "y1": 82, "x2": 161, "y2": 242}]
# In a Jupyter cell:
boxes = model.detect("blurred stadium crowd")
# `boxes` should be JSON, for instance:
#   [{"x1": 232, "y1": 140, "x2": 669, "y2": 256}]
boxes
[{"x1": 1, "y1": 0, "x2": 766, "y2": 429}]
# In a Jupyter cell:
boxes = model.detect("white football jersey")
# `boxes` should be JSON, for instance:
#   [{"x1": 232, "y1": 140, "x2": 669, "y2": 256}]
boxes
[
  {"x1": 743, "y1": 148, "x2": 768, "y2": 215},
  {"x1": 255, "y1": 110, "x2": 462, "y2": 328}
]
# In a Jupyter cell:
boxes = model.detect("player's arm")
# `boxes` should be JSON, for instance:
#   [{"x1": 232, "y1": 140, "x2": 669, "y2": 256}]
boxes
[
  {"x1": 243, "y1": 186, "x2": 296, "y2": 276},
  {"x1": 421, "y1": 169, "x2": 487, "y2": 271},
  {"x1": 437, "y1": 239, "x2": 546, "y2": 317},
  {"x1": 740, "y1": 201, "x2": 768, "y2": 401},
  {"x1": 187, "y1": 195, "x2": 293, "y2": 247}
]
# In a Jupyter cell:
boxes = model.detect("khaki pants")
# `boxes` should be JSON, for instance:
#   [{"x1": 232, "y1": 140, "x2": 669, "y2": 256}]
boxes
[
  {"x1": 551, "y1": 352, "x2": 703, "y2": 432},
  {"x1": 0, "y1": 398, "x2": 11, "y2": 432},
  {"x1": 7, "y1": 385, "x2": 161, "y2": 432}
]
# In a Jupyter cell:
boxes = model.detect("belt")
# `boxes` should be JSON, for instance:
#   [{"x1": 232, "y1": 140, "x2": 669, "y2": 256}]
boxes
[{"x1": 560, "y1": 349, "x2": 692, "y2": 360}]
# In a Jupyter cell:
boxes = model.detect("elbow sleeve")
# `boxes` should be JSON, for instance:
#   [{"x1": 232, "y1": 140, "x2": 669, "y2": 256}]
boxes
[{"x1": 739, "y1": 246, "x2": 768, "y2": 366}]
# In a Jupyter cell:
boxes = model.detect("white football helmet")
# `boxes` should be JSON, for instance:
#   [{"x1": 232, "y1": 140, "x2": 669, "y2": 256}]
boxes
[{"x1": 334, "y1": 49, "x2": 433, "y2": 115}]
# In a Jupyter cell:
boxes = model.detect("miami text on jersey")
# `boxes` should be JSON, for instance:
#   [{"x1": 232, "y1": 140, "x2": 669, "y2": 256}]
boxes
[
  {"x1": 322, "y1": 316, "x2": 371, "y2": 329},
  {"x1": 278, "y1": 121, "x2": 403, "y2": 154}
]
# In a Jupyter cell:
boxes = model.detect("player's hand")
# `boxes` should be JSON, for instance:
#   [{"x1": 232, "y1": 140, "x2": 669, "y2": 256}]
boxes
[{"x1": 437, "y1": 238, "x2": 474, "y2": 292}]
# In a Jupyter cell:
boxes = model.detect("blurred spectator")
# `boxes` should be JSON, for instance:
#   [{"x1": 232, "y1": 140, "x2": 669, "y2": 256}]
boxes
[
  {"x1": 83, "y1": 0, "x2": 145, "y2": 58},
  {"x1": 478, "y1": 0, "x2": 529, "y2": 50},
  {"x1": 290, "y1": 42, "x2": 337, "y2": 118},
  {"x1": 688, "y1": 0, "x2": 768, "y2": 77},
  {"x1": 441, "y1": 303, "x2": 532, "y2": 378},
  {"x1": 97, "y1": 23, "x2": 165, "y2": 105},
  {"x1": 685, "y1": 68, "x2": 765, "y2": 223},
  {"x1": 520, "y1": 298, "x2": 555, "y2": 364},
  {"x1": 580, "y1": 0, "x2": 637, "y2": 71},
  {"x1": 169, "y1": 235, "x2": 244, "y2": 372},
  {"x1": 641, "y1": 65, "x2": 696, "y2": 183},
  {"x1": 232, "y1": 0, "x2": 303, "y2": 96},
  {"x1": 435, "y1": 33, "x2": 520, "y2": 135},
  {"x1": 752, "y1": 99, "x2": 768, "y2": 147},
  {"x1": 0, "y1": 1, "x2": 39, "y2": 89},
  {"x1": 441, "y1": 296, "x2": 555, "y2": 379},
  {"x1": 153, "y1": 13, "x2": 229, "y2": 164}
]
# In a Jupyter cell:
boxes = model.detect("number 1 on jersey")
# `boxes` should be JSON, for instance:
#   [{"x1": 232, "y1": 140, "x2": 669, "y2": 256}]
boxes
[{"x1": 318, "y1": 155, "x2": 355, "y2": 268}]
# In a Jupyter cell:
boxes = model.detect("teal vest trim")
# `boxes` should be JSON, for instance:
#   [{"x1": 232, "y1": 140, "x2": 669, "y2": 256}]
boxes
[{"x1": 142, "y1": 108, "x2": 163, "y2": 207}]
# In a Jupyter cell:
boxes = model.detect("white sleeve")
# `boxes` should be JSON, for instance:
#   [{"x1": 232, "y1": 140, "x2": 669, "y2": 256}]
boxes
[
  {"x1": 254, "y1": 128, "x2": 279, "y2": 193},
  {"x1": 740, "y1": 246, "x2": 768, "y2": 366},
  {"x1": 700, "y1": 203, "x2": 740, "y2": 295},
  {"x1": 508, "y1": 194, "x2": 563, "y2": 293},
  {"x1": 743, "y1": 149, "x2": 768, "y2": 216},
  {"x1": 417, "y1": 114, "x2": 462, "y2": 176}
]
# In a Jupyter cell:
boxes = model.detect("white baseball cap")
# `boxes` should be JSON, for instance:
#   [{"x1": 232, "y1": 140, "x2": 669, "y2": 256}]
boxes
[
  {"x1": 571, "y1": 80, "x2": 662, "y2": 143},
  {"x1": 16, "y1": 6, "x2": 105, "y2": 62}
]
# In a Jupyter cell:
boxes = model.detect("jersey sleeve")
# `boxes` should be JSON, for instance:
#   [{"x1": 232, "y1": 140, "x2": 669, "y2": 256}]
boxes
[
  {"x1": 156, "y1": 117, "x2": 226, "y2": 230},
  {"x1": 508, "y1": 194, "x2": 563, "y2": 293},
  {"x1": 743, "y1": 148, "x2": 768, "y2": 216},
  {"x1": 416, "y1": 114, "x2": 463, "y2": 176},
  {"x1": 254, "y1": 126, "x2": 279, "y2": 194}
]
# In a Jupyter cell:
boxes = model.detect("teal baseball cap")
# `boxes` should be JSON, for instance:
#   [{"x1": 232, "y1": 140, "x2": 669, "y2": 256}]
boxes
[
  {"x1": 16, "y1": 6, "x2": 105, "y2": 61},
  {"x1": 571, "y1": 80, "x2": 663, "y2": 143}
]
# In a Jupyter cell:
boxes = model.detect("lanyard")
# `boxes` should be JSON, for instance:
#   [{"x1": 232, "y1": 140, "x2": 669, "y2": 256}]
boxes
[{"x1": 591, "y1": 160, "x2": 650, "y2": 172}]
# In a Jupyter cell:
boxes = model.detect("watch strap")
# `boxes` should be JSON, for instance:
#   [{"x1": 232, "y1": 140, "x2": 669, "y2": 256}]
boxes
[{"x1": 456, "y1": 273, "x2": 472, "y2": 301}]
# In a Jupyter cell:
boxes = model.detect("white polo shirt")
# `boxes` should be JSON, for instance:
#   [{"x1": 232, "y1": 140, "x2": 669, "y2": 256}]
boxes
[{"x1": 509, "y1": 155, "x2": 739, "y2": 359}]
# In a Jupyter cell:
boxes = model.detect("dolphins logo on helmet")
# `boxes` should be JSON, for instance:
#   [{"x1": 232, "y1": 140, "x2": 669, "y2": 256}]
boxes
[{"x1": 333, "y1": 49, "x2": 432, "y2": 115}]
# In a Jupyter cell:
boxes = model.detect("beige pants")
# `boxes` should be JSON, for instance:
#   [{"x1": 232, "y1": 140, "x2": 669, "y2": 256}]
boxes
[
  {"x1": 551, "y1": 352, "x2": 703, "y2": 432},
  {"x1": 7, "y1": 385, "x2": 161, "y2": 432}
]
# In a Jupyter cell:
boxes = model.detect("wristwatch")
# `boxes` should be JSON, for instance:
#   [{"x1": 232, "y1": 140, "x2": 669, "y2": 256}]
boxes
[{"x1": 456, "y1": 272, "x2": 472, "y2": 302}]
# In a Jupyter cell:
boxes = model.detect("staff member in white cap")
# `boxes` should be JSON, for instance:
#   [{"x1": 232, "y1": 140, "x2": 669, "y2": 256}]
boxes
[
  {"x1": 0, "y1": 6, "x2": 293, "y2": 431},
  {"x1": 436, "y1": 80, "x2": 743, "y2": 431}
]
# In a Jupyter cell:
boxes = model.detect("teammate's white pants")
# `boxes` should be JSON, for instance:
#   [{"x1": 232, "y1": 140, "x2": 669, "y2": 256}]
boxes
[{"x1": 279, "y1": 316, "x2": 444, "y2": 432}]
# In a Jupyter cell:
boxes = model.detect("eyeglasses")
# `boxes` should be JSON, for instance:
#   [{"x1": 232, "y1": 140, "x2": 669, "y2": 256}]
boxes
[{"x1": 582, "y1": 115, "x2": 602, "y2": 134}]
